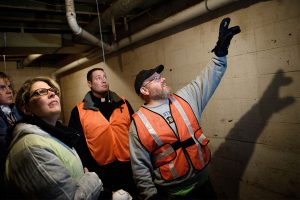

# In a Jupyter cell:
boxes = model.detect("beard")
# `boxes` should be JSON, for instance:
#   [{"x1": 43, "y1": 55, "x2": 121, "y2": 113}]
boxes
[{"x1": 150, "y1": 85, "x2": 170, "y2": 100}]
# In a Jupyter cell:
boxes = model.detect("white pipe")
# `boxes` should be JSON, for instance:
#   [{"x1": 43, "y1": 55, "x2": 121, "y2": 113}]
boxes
[
  {"x1": 117, "y1": 0, "x2": 238, "y2": 48},
  {"x1": 22, "y1": 54, "x2": 43, "y2": 67},
  {"x1": 65, "y1": 0, "x2": 113, "y2": 51},
  {"x1": 52, "y1": 57, "x2": 89, "y2": 78},
  {"x1": 55, "y1": 0, "x2": 239, "y2": 77}
]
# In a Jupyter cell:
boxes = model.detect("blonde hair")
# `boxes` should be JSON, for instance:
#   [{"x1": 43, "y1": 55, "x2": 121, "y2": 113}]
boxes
[{"x1": 15, "y1": 77, "x2": 60, "y2": 115}]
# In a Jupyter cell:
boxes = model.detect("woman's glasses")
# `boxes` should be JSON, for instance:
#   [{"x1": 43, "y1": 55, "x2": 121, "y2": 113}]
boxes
[{"x1": 30, "y1": 88, "x2": 59, "y2": 98}]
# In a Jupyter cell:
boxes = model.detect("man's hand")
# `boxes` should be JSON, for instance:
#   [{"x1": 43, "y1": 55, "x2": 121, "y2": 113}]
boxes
[
  {"x1": 83, "y1": 167, "x2": 89, "y2": 173},
  {"x1": 212, "y1": 17, "x2": 241, "y2": 57}
]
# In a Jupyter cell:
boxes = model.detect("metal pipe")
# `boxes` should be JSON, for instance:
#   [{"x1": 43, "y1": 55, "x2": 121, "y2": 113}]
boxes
[
  {"x1": 65, "y1": 0, "x2": 113, "y2": 52},
  {"x1": 117, "y1": 0, "x2": 239, "y2": 48},
  {"x1": 21, "y1": 54, "x2": 43, "y2": 67},
  {"x1": 52, "y1": 57, "x2": 90, "y2": 78},
  {"x1": 55, "y1": 0, "x2": 239, "y2": 77}
]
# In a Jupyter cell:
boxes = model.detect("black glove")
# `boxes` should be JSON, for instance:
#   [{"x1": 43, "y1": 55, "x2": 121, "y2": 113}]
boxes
[{"x1": 212, "y1": 17, "x2": 241, "y2": 57}]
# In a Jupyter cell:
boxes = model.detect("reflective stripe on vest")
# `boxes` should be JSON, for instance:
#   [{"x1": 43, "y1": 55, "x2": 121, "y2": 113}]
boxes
[
  {"x1": 134, "y1": 94, "x2": 210, "y2": 181},
  {"x1": 77, "y1": 98, "x2": 131, "y2": 165},
  {"x1": 136, "y1": 111, "x2": 163, "y2": 146},
  {"x1": 170, "y1": 96, "x2": 206, "y2": 165},
  {"x1": 136, "y1": 110, "x2": 178, "y2": 178}
]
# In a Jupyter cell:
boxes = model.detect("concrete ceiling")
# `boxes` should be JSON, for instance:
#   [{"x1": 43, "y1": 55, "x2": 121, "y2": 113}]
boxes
[{"x1": 0, "y1": 0, "x2": 201, "y2": 69}]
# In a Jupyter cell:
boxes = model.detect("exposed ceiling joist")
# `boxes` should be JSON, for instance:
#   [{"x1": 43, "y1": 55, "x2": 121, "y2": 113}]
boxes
[{"x1": 0, "y1": 0, "x2": 252, "y2": 71}]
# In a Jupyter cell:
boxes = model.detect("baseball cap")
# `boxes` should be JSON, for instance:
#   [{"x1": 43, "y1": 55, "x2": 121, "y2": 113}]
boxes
[{"x1": 134, "y1": 64, "x2": 164, "y2": 95}]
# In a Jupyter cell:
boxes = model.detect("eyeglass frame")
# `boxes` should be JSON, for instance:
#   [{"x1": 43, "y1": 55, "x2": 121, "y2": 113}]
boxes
[
  {"x1": 142, "y1": 74, "x2": 162, "y2": 87},
  {"x1": 0, "y1": 84, "x2": 13, "y2": 92},
  {"x1": 29, "y1": 87, "x2": 59, "y2": 99}
]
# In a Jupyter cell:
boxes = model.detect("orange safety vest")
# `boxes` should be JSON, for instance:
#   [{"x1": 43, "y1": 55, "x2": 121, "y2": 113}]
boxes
[
  {"x1": 77, "y1": 98, "x2": 131, "y2": 165},
  {"x1": 133, "y1": 95, "x2": 210, "y2": 181}
]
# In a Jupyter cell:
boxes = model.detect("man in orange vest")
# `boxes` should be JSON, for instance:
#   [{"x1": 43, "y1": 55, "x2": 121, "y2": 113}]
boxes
[
  {"x1": 129, "y1": 18, "x2": 240, "y2": 199},
  {"x1": 68, "y1": 68, "x2": 137, "y2": 199}
]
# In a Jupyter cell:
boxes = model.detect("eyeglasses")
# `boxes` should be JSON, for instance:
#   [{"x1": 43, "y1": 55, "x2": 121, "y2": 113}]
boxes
[
  {"x1": 143, "y1": 75, "x2": 162, "y2": 87},
  {"x1": 0, "y1": 84, "x2": 12, "y2": 91},
  {"x1": 30, "y1": 88, "x2": 59, "y2": 98}
]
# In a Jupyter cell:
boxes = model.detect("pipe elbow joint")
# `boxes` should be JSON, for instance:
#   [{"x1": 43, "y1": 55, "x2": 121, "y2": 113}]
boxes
[{"x1": 66, "y1": 15, "x2": 82, "y2": 35}]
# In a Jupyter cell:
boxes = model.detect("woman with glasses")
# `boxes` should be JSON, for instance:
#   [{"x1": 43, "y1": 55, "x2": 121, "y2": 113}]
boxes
[{"x1": 5, "y1": 77, "x2": 103, "y2": 199}]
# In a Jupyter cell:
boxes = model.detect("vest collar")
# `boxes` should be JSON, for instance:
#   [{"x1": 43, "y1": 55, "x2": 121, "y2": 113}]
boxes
[{"x1": 83, "y1": 91, "x2": 123, "y2": 110}]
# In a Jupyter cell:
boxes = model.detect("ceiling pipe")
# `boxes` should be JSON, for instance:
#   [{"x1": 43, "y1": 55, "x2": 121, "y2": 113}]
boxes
[
  {"x1": 65, "y1": 0, "x2": 113, "y2": 52},
  {"x1": 54, "y1": 0, "x2": 239, "y2": 77},
  {"x1": 52, "y1": 57, "x2": 90, "y2": 78},
  {"x1": 21, "y1": 54, "x2": 43, "y2": 67},
  {"x1": 117, "y1": 0, "x2": 239, "y2": 49}
]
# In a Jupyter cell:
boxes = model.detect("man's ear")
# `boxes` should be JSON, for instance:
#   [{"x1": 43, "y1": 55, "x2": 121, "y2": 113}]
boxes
[
  {"x1": 87, "y1": 81, "x2": 92, "y2": 88},
  {"x1": 140, "y1": 87, "x2": 149, "y2": 96}
]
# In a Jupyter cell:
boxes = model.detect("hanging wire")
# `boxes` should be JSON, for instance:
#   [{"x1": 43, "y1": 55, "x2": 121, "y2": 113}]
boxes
[
  {"x1": 3, "y1": 55, "x2": 6, "y2": 72},
  {"x1": 3, "y1": 32, "x2": 7, "y2": 72},
  {"x1": 95, "y1": 0, "x2": 106, "y2": 63},
  {"x1": 95, "y1": 0, "x2": 110, "y2": 101}
]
